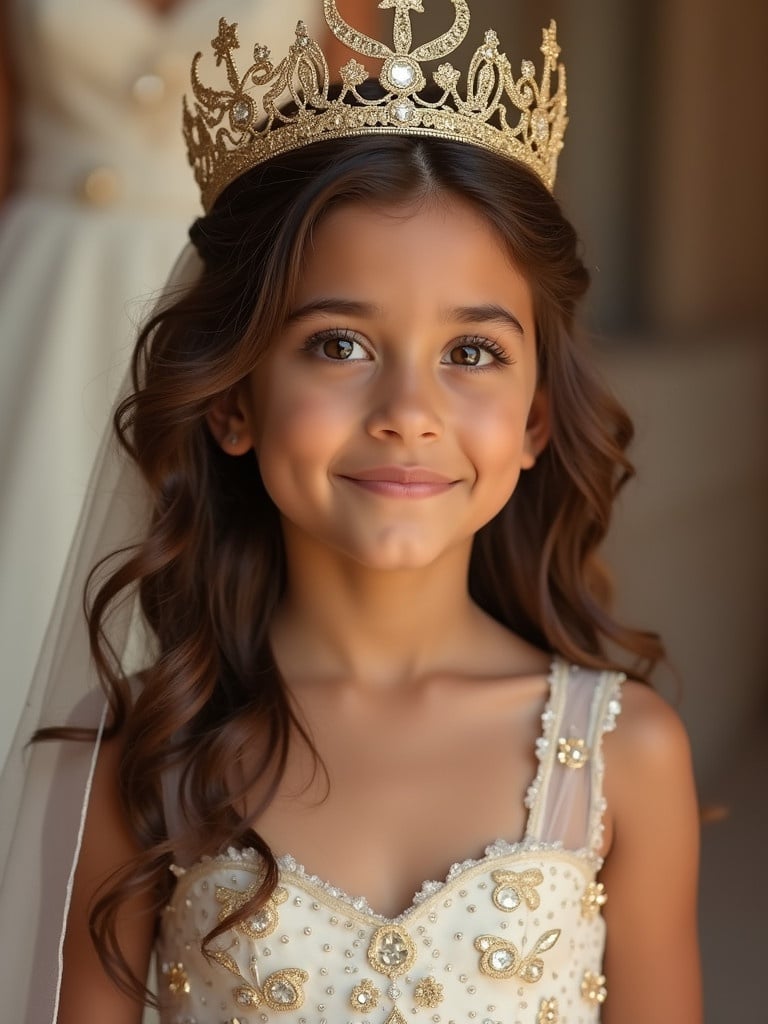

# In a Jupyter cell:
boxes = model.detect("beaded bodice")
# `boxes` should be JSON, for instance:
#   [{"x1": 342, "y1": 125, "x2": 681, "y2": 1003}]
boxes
[{"x1": 157, "y1": 660, "x2": 623, "y2": 1024}]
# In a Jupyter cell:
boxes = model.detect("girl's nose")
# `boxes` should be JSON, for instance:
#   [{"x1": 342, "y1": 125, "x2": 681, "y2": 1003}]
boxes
[{"x1": 363, "y1": 359, "x2": 444, "y2": 444}]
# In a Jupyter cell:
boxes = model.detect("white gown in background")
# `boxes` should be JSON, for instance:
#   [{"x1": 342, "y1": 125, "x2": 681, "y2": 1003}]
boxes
[{"x1": 0, "y1": 0, "x2": 321, "y2": 772}]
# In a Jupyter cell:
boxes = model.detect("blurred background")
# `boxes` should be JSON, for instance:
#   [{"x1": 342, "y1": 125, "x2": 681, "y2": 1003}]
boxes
[{"x1": 2, "y1": 0, "x2": 765, "y2": 1019}]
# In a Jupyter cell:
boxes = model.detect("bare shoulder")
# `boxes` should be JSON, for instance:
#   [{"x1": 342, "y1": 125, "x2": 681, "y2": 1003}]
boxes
[
  {"x1": 598, "y1": 680, "x2": 703, "y2": 1022},
  {"x1": 602, "y1": 679, "x2": 698, "y2": 850},
  {"x1": 608, "y1": 679, "x2": 693, "y2": 775}
]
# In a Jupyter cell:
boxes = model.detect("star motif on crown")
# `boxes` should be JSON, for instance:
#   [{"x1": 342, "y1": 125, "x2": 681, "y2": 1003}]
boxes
[{"x1": 183, "y1": 0, "x2": 568, "y2": 211}]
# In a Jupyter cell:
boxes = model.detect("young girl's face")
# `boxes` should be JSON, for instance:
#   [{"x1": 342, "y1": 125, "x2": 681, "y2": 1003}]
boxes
[{"x1": 234, "y1": 194, "x2": 547, "y2": 572}]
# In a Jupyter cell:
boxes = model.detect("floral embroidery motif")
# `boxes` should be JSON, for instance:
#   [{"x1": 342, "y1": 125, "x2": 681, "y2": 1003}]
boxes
[
  {"x1": 581, "y1": 969, "x2": 608, "y2": 1005},
  {"x1": 162, "y1": 961, "x2": 190, "y2": 995},
  {"x1": 209, "y1": 944, "x2": 308, "y2": 1012},
  {"x1": 537, "y1": 997, "x2": 560, "y2": 1023},
  {"x1": 581, "y1": 881, "x2": 607, "y2": 919},
  {"x1": 556, "y1": 736, "x2": 590, "y2": 768},
  {"x1": 491, "y1": 867, "x2": 544, "y2": 911},
  {"x1": 215, "y1": 881, "x2": 289, "y2": 940},
  {"x1": 367, "y1": 924, "x2": 417, "y2": 979},
  {"x1": 475, "y1": 929, "x2": 560, "y2": 983},
  {"x1": 414, "y1": 975, "x2": 445, "y2": 1008},
  {"x1": 349, "y1": 978, "x2": 381, "y2": 1011}
]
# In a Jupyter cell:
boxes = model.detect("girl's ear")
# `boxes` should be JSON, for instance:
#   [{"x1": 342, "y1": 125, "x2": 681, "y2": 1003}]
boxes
[
  {"x1": 206, "y1": 387, "x2": 253, "y2": 456},
  {"x1": 521, "y1": 387, "x2": 551, "y2": 470}
]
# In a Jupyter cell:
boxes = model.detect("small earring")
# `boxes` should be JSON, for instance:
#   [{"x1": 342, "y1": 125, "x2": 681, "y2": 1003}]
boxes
[{"x1": 227, "y1": 433, "x2": 239, "y2": 446}]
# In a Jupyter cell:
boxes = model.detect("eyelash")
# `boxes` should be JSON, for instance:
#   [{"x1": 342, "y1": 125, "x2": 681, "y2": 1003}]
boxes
[{"x1": 302, "y1": 329, "x2": 514, "y2": 370}]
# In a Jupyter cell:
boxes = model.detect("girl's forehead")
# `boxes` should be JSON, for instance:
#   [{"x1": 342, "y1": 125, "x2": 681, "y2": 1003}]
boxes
[{"x1": 296, "y1": 196, "x2": 532, "y2": 311}]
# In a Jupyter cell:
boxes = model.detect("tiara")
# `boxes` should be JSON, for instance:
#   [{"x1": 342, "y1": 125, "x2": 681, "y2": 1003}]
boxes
[{"x1": 183, "y1": 0, "x2": 567, "y2": 212}]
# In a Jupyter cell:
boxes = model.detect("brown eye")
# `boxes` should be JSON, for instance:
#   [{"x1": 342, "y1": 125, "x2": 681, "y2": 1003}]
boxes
[
  {"x1": 323, "y1": 337, "x2": 356, "y2": 359},
  {"x1": 450, "y1": 344, "x2": 482, "y2": 365}
]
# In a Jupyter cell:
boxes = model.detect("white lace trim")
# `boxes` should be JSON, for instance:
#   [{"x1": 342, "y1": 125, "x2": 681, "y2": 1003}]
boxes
[
  {"x1": 587, "y1": 672, "x2": 625, "y2": 853},
  {"x1": 171, "y1": 834, "x2": 599, "y2": 924},
  {"x1": 523, "y1": 657, "x2": 561, "y2": 815}
]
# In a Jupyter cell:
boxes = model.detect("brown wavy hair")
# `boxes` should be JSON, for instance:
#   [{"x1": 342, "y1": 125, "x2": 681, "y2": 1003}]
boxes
[{"x1": 60, "y1": 135, "x2": 663, "y2": 1003}]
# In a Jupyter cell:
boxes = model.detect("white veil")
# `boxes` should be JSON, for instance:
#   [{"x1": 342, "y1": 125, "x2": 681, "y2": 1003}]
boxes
[{"x1": 0, "y1": 244, "x2": 204, "y2": 1023}]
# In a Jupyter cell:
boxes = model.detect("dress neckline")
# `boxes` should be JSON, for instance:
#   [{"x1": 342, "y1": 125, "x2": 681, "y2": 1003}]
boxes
[{"x1": 170, "y1": 657, "x2": 577, "y2": 922}]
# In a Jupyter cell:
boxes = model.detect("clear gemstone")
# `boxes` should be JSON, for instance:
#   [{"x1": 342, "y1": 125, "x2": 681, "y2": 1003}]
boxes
[
  {"x1": 389, "y1": 60, "x2": 415, "y2": 88},
  {"x1": 531, "y1": 110, "x2": 549, "y2": 142},
  {"x1": 377, "y1": 932, "x2": 409, "y2": 967},
  {"x1": 387, "y1": 983, "x2": 401, "y2": 999},
  {"x1": 249, "y1": 911, "x2": 269, "y2": 932},
  {"x1": 496, "y1": 886, "x2": 521, "y2": 910},
  {"x1": 268, "y1": 980, "x2": 297, "y2": 1004},
  {"x1": 393, "y1": 101, "x2": 414, "y2": 122},
  {"x1": 489, "y1": 948, "x2": 514, "y2": 971},
  {"x1": 355, "y1": 992, "x2": 370, "y2": 1005},
  {"x1": 232, "y1": 100, "x2": 251, "y2": 125}
]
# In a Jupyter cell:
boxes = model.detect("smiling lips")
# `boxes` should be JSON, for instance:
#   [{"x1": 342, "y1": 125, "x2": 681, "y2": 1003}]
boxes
[{"x1": 340, "y1": 466, "x2": 458, "y2": 498}]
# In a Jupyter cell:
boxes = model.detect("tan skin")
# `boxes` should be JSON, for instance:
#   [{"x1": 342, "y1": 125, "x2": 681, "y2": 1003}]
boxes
[{"x1": 60, "y1": 198, "x2": 702, "y2": 1023}]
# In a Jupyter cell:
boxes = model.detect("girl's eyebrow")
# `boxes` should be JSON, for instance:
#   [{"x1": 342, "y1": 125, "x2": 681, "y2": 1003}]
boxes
[
  {"x1": 285, "y1": 297, "x2": 382, "y2": 322},
  {"x1": 285, "y1": 299, "x2": 524, "y2": 336},
  {"x1": 447, "y1": 303, "x2": 525, "y2": 335}
]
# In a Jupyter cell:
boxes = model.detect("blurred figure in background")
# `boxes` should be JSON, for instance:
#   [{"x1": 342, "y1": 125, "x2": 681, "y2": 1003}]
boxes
[{"x1": 0, "y1": 0, "x2": 378, "y2": 771}]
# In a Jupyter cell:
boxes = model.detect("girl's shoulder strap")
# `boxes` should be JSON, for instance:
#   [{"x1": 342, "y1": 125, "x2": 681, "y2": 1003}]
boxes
[{"x1": 525, "y1": 658, "x2": 625, "y2": 858}]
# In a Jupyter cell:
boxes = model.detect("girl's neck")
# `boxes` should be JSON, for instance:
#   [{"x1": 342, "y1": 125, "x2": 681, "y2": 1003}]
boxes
[{"x1": 271, "y1": 535, "x2": 488, "y2": 692}]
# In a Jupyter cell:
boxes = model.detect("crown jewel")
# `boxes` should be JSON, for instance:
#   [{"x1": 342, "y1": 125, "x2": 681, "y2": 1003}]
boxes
[{"x1": 183, "y1": 0, "x2": 567, "y2": 211}]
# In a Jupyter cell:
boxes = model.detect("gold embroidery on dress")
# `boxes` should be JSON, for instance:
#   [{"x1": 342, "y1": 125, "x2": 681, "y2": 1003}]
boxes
[
  {"x1": 413, "y1": 975, "x2": 445, "y2": 1008},
  {"x1": 349, "y1": 978, "x2": 381, "y2": 1011},
  {"x1": 208, "y1": 949, "x2": 243, "y2": 979},
  {"x1": 366, "y1": 924, "x2": 417, "y2": 979},
  {"x1": 162, "y1": 961, "x2": 191, "y2": 995},
  {"x1": 209, "y1": 941, "x2": 308, "y2": 1011},
  {"x1": 580, "y1": 880, "x2": 607, "y2": 919},
  {"x1": 556, "y1": 736, "x2": 590, "y2": 768},
  {"x1": 234, "y1": 984, "x2": 261, "y2": 1008},
  {"x1": 581, "y1": 969, "x2": 608, "y2": 1004},
  {"x1": 475, "y1": 928, "x2": 560, "y2": 983},
  {"x1": 261, "y1": 968, "x2": 309, "y2": 1011},
  {"x1": 537, "y1": 996, "x2": 560, "y2": 1023},
  {"x1": 384, "y1": 1011, "x2": 408, "y2": 1024},
  {"x1": 491, "y1": 867, "x2": 544, "y2": 911},
  {"x1": 215, "y1": 881, "x2": 289, "y2": 940}
]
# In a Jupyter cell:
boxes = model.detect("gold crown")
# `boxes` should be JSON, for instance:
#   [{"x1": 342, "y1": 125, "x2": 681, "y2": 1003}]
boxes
[{"x1": 183, "y1": 1, "x2": 567, "y2": 212}]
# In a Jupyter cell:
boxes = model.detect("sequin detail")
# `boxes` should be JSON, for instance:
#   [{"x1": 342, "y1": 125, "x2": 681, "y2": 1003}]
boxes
[
  {"x1": 556, "y1": 736, "x2": 590, "y2": 769},
  {"x1": 162, "y1": 961, "x2": 191, "y2": 995},
  {"x1": 580, "y1": 881, "x2": 607, "y2": 919},
  {"x1": 537, "y1": 996, "x2": 560, "y2": 1022},
  {"x1": 581, "y1": 969, "x2": 608, "y2": 1005}
]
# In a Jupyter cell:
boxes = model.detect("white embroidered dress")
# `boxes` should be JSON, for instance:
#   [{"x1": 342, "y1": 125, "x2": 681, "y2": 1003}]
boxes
[{"x1": 157, "y1": 660, "x2": 623, "y2": 1024}]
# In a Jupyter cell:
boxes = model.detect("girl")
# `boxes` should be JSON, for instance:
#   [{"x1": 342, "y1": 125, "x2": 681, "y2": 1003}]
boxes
[{"x1": 10, "y1": 3, "x2": 702, "y2": 1022}]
